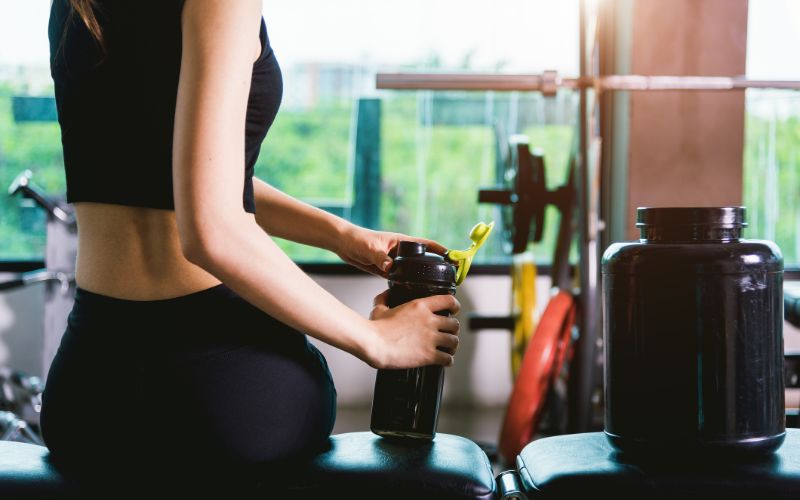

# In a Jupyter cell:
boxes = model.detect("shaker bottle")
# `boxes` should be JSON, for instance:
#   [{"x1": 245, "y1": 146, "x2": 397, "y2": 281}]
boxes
[{"x1": 370, "y1": 222, "x2": 494, "y2": 441}]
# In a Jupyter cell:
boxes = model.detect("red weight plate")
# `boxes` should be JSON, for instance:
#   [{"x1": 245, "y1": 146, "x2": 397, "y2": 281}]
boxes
[{"x1": 498, "y1": 290, "x2": 577, "y2": 464}]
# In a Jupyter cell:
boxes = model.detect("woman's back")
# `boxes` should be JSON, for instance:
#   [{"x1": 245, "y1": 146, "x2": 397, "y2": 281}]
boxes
[{"x1": 48, "y1": 0, "x2": 281, "y2": 300}]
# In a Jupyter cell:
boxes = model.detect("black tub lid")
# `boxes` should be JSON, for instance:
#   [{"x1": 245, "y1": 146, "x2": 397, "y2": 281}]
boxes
[{"x1": 636, "y1": 206, "x2": 747, "y2": 227}]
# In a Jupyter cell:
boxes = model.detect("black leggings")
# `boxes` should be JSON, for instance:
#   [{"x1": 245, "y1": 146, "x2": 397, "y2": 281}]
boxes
[{"x1": 40, "y1": 282, "x2": 337, "y2": 496}]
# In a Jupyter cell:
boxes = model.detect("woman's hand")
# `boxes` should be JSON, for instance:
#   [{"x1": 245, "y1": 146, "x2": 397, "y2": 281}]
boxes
[
  {"x1": 362, "y1": 289, "x2": 461, "y2": 370},
  {"x1": 335, "y1": 224, "x2": 449, "y2": 279}
]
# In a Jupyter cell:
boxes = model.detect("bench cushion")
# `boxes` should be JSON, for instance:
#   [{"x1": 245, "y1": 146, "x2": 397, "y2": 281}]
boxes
[
  {"x1": 0, "y1": 441, "x2": 79, "y2": 498},
  {"x1": 517, "y1": 430, "x2": 800, "y2": 499},
  {"x1": 273, "y1": 432, "x2": 497, "y2": 499},
  {"x1": 0, "y1": 432, "x2": 495, "y2": 499}
]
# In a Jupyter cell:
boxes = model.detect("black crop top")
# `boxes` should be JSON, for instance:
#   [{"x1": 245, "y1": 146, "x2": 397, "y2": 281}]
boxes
[{"x1": 47, "y1": 0, "x2": 283, "y2": 214}]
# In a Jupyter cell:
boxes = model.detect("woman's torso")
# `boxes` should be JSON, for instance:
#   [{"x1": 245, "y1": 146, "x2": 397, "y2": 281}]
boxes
[{"x1": 50, "y1": 1, "x2": 280, "y2": 300}]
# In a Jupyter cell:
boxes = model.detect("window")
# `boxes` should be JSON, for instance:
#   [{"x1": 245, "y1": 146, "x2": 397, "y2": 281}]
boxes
[
  {"x1": 743, "y1": 91, "x2": 800, "y2": 267},
  {"x1": 0, "y1": 0, "x2": 59, "y2": 260},
  {"x1": 744, "y1": 0, "x2": 800, "y2": 267},
  {"x1": 0, "y1": 1, "x2": 580, "y2": 265},
  {"x1": 260, "y1": 0, "x2": 579, "y2": 263},
  {"x1": 264, "y1": 89, "x2": 579, "y2": 263}
]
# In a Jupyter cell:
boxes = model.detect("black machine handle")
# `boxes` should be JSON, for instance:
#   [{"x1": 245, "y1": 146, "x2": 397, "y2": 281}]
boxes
[
  {"x1": 468, "y1": 314, "x2": 516, "y2": 331},
  {"x1": 478, "y1": 190, "x2": 515, "y2": 205}
]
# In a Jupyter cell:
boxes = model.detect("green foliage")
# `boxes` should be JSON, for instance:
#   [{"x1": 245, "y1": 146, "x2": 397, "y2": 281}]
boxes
[
  {"x1": 258, "y1": 103, "x2": 352, "y2": 199},
  {"x1": 0, "y1": 83, "x2": 64, "y2": 259},
  {"x1": 743, "y1": 107, "x2": 800, "y2": 264}
]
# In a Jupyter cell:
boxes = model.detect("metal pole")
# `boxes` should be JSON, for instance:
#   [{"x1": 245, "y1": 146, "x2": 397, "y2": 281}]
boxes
[
  {"x1": 565, "y1": 0, "x2": 601, "y2": 434},
  {"x1": 376, "y1": 72, "x2": 581, "y2": 93},
  {"x1": 598, "y1": 75, "x2": 800, "y2": 91},
  {"x1": 376, "y1": 73, "x2": 800, "y2": 93}
]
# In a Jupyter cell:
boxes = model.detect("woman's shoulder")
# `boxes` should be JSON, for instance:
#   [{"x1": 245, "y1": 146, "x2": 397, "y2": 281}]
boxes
[{"x1": 49, "y1": 0, "x2": 188, "y2": 77}]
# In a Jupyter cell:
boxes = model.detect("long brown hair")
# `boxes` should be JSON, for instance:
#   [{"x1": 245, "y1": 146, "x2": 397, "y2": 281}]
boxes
[{"x1": 63, "y1": 0, "x2": 107, "y2": 59}]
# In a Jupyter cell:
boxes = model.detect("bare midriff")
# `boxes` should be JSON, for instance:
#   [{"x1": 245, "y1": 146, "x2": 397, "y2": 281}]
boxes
[{"x1": 72, "y1": 202, "x2": 222, "y2": 301}]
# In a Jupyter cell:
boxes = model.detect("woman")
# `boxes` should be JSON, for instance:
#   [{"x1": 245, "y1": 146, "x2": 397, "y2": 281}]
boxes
[{"x1": 40, "y1": 0, "x2": 461, "y2": 496}]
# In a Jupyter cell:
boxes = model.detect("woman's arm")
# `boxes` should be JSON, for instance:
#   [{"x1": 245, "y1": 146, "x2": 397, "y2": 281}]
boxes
[
  {"x1": 172, "y1": 0, "x2": 460, "y2": 369},
  {"x1": 253, "y1": 176, "x2": 451, "y2": 278},
  {"x1": 252, "y1": 176, "x2": 350, "y2": 253}
]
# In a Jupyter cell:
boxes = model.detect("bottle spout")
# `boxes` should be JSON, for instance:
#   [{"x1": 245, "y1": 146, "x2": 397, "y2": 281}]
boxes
[{"x1": 446, "y1": 221, "x2": 495, "y2": 285}]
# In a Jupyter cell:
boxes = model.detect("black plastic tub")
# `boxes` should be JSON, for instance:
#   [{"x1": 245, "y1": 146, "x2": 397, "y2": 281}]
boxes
[{"x1": 602, "y1": 206, "x2": 785, "y2": 459}]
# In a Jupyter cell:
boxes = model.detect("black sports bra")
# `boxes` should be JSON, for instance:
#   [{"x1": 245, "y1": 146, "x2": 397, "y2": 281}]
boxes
[{"x1": 47, "y1": 0, "x2": 283, "y2": 214}]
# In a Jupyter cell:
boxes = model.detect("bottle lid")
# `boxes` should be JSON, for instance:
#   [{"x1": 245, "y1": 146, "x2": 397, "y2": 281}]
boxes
[{"x1": 389, "y1": 241, "x2": 456, "y2": 287}]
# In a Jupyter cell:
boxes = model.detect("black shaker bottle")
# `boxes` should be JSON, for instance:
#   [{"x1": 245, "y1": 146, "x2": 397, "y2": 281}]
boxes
[
  {"x1": 602, "y1": 206, "x2": 785, "y2": 458},
  {"x1": 370, "y1": 240, "x2": 457, "y2": 441}
]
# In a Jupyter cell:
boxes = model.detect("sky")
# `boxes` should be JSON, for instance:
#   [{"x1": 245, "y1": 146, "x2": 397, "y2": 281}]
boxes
[
  {"x1": 0, "y1": 0, "x2": 797, "y2": 79},
  {"x1": 0, "y1": 0, "x2": 579, "y2": 73}
]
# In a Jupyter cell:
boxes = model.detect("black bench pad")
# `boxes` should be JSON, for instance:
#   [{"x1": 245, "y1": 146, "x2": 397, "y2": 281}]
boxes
[
  {"x1": 0, "y1": 440, "x2": 80, "y2": 498},
  {"x1": 0, "y1": 432, "x2": 496, "y2": 499},
  {"x1": 277, "y1": 432, "x2": 497, "y2": 499},
  {"x1": 517, "y1": 430, "x2": 800, "y2": 499}
]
